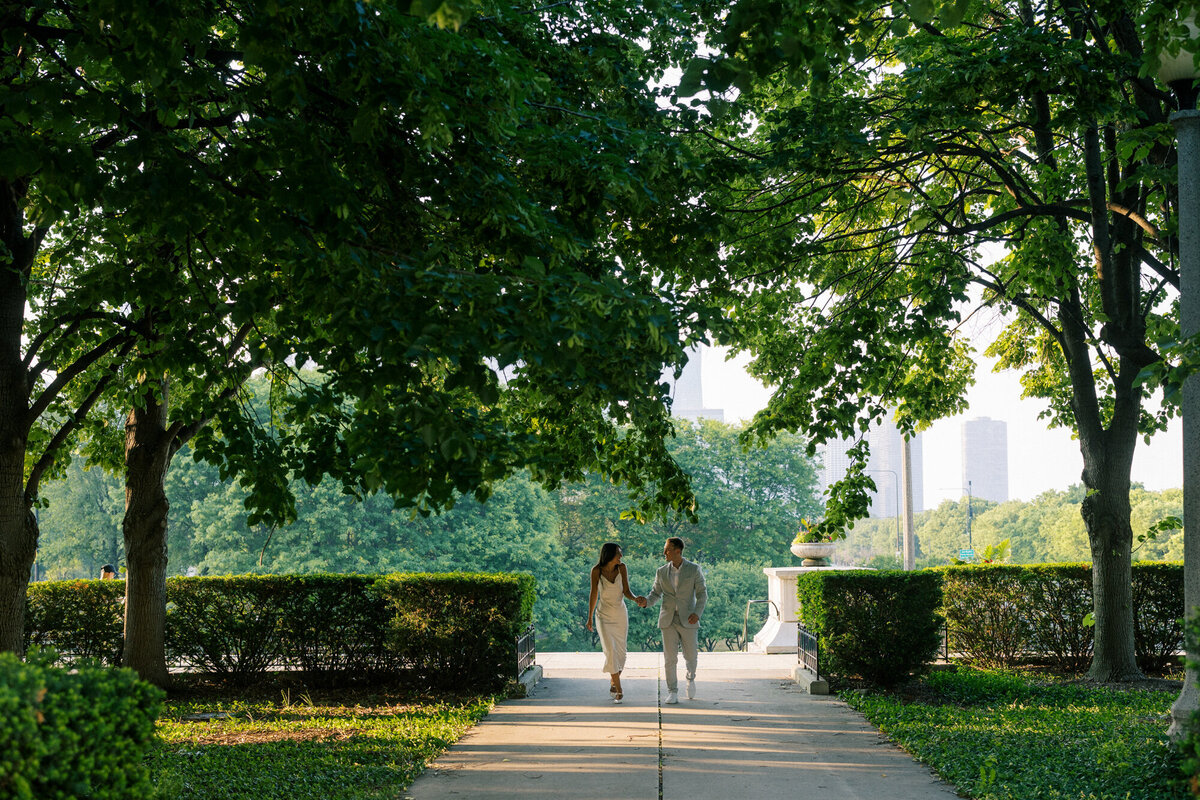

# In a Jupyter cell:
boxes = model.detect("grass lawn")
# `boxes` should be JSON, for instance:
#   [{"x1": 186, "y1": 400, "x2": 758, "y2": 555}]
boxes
[
  {"x1": 842, "y1": 668, "x2": 1188, "y2": 800},
  {"x1": 148, "y1": 685, "x2": 493, "y2": 799}
]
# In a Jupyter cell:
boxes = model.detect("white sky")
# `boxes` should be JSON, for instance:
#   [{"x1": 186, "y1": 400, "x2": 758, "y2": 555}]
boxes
[{"x1": 699, "y1": 345, "x2": 1183, "y2": 508}]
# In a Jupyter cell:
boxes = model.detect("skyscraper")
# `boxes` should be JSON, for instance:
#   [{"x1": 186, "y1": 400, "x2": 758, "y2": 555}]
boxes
[
  {"x1": 962, "y1": 417, "x2": 1009, "y2": 503},
  {"x1": 663, "y1": 345, "x2": 724, "y2": 422}
]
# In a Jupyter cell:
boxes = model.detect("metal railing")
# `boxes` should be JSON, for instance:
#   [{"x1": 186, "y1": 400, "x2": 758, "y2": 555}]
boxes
[
  {"x1": 516, "y1": 623, "x2": 537, "y2": 676},
  {"x1": 797, "y1": 624, "x2": 820, "y2": 677},
  {"x1": 742, "y1": 599, "x2": 779, "y2": 651}
]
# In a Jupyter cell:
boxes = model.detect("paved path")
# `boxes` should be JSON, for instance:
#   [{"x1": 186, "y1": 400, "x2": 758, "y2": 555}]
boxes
[{"x1": 404, "y1": 653, "x2": 960, "y2": 800}]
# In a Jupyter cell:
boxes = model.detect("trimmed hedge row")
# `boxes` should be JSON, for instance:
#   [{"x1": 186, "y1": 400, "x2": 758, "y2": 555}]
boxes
[
  {"x1": 797, "y1": 570, "x2": 943, "y2": 686},
  {"x1": 936, "y1": 563, "x2": 1183, "y2": 671},
  {"x1": 26, "y1": 572, "x2": 536, "y2": 690},
  {"x1": 0, "y1": 650, "x2": 162, "y2": 800}
]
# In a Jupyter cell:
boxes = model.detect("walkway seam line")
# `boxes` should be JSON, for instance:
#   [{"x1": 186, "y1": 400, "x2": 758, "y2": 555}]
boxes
[{"x1": 657, "y1": 664, "x2": 664, "y2": 800}]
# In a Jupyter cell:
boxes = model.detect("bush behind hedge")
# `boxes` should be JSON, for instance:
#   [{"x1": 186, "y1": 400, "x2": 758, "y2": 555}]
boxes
[
  {"x1": 0, "y1": 649, "x2": 162, "y2": 800},
  {"x1": 797, "y1": 570, "x2": 943, "y2": 686}
]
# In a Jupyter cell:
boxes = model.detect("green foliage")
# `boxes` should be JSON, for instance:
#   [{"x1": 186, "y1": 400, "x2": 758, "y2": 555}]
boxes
[
  {"x1": 166, "y1": 577, "x2": 293, "y2": 678},
  {"x1": 24, "y1": 580, "x2": 126, "y2": 666},
  {"x1": 554, "y1": 419, "x2": 822, "y2": 567},
  {"x1": 796, "y1": 570, "x2": 943, "y2": 685},
  {"x1": 0, "y1": 650, "x2": 163, "y2": 800},
  {"x1": 1133, "y1": 563, "x2": 1185, "y2": 673},
  {"x1": 844, "y1": 669, "x2": 1186, "y2": 800},
  {"x1": 939, "y1": 566, "x2": 1043, "y2": 668},
  {"x1": 277, "y1": 575, "x2": 397, "y2": 679},
  {"x1": 150, "y1": 693, "x2": 492, "y2": 800},
  {"x1": 696, "y1": 561, "x2": 773, "y2": 651},
  {"x1": 376, "y1": 572, "x2": 536, "y2": 691},
  {"x1": 26, "y1": 573, "x2": 535, "y2": 690},
  {"x1": 826, "y1": 485, "x2": 1184, "y2": 568},
  {"x1": 938, "y1": 564, "x2": 1183, "y2": 672},
  {"x1": 1182, "y1": 609, "x2": 1200, "y2": 795},
  {"x1": 33, "y1": 461, "x2": 124, "y2": 580},
  {"x1": 686, "y1": 0, "x2": 1190, "y2": 676}
]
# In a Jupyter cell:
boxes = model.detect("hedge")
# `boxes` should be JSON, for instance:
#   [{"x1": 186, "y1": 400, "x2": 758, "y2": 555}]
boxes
[
  {"x1": 25, "y1": 572, "x2": 536, "y2": 690},
  {"x1": 377, "y1": 572, "x2": 536, "y2": 690},
  {"x1": 0, "y1": 650, "x2": 162, "y2": 800},
  {"x1": 24, "y1": 580, "x2": 126, "y2": 666},
  {"x1": 797, "y1": 570, "x2": 943, "y2": 686},
  {"x1": 937, "y1": 562, "x2": 1183, "y2": 671}
]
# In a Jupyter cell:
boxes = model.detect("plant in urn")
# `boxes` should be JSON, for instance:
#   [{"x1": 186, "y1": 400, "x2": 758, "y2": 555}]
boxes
[{"x1": 791, "y1": 519, "x2": 837, "y2": 567}]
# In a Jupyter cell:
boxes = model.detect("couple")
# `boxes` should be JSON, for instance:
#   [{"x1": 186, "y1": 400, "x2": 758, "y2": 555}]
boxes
[{"x1": 585, "y1": 537, "x2": 707, "y2": 705}]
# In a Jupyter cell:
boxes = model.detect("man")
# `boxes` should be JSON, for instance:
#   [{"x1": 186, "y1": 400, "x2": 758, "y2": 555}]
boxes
[
  {"x1": 100, "y1": 564, "x2": 118, "y2": 580},
  {"x1": 644, "y1": 537, "x2": 707, "y2": 704}
]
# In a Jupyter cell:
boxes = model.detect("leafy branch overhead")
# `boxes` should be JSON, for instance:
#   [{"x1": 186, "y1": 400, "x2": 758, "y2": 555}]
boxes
[{"x1": 677, "y1": 0, "x2": 1196, "y2": 681}]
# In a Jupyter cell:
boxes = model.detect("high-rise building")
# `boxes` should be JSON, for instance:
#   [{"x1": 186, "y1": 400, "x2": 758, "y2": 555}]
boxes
[
  {"x1": 663, "y1": 345, "x2": 724, "y2": 422},
  {"x1": 818, "y1": 420, "x2": 923, "y2": 518},
  {"x1": 962, "y1": 417, "x2": 1008, "y2": 503}
]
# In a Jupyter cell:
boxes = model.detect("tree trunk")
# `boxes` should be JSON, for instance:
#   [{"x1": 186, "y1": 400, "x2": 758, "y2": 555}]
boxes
[
  {"x1": 122, "y1": 380, "x2": 173, "y2": 687},
  {"x1": 1082, "y1": 479, "x2": 1142, "y2": 681},
  {"x1": 0, "y1": 179, "x2": 35, "y2": 656}
]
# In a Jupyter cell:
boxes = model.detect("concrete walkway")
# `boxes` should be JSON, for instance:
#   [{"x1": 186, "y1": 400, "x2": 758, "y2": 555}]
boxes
[{"x1": 404, "y1": 652, "x2": 960, "y2": 800}]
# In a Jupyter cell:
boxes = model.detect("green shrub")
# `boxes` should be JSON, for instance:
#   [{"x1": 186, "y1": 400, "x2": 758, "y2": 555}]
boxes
[
  {"x1": 24, "y1": 573, "x2": 536, "y2": 688},
  {"x1": 165, "y1": 576, "x2": 290, "y2": 678},
  {"x1": 937, "y1": 566, "x2": 1033, "y2": 668},
  {"x1": 1023, "y1": 564, "x2": 1094, "y2": 671},
  {"x1": 938, "y1": 563, "x2": 1183, "y2": 672},
  {"x1": 377, "y1": 572, "x2": 536, "y2": 691},
  {"x1": 24, "y1": 580, "x2": 125, "y2": 667},
  {"x1": 276, "y1": 574, "x2": 396, "y2": 680},
  {"x1": 1133, "y1": 561, "x2": 1184, "y2": 672},
  {"x1": 0, "y1": 649, "x2": 162, "y2": 800},
  {"x1": 796, "y1": 570, "x2": 942, "y2": 686}
]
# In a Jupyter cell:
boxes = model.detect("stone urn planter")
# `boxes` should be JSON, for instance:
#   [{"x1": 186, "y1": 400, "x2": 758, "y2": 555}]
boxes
[{"x1": 790, "y1": 542, "x2": 836, "y2": 567}]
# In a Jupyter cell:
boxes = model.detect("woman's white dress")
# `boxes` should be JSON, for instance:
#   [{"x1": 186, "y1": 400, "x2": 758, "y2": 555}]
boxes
[{"x1": 595, "y1": 571, "x2": 629, "y2": 674}]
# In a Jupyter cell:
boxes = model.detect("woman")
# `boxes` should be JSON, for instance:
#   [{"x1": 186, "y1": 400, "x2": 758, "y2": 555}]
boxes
[{"x1": 585, "y1": 542, "x2": 645, "y2": 703}]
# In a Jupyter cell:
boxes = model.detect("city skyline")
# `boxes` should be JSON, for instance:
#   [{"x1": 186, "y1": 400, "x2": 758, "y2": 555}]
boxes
[{"x1": 690, "y1": 344, "x2": 1183, "y2": 507}]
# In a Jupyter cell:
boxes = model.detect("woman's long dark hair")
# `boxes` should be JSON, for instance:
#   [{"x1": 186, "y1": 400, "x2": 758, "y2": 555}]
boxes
[{"x1": 596, "y1": 542, "x2": 621, "y2": 569}]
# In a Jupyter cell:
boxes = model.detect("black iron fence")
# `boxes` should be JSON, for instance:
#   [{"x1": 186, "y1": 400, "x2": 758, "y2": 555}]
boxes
[
  {"x1": 797, "y1": 624, "x2": 820, "y2": 677},
  {"x1": 516, "y1": 623, "x2": 537, "y2": 677}
]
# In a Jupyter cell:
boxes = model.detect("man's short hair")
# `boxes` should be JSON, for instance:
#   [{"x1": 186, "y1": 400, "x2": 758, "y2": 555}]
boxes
[{"x1": 666, "y1": 537, "x2": 684, "y2": 552}]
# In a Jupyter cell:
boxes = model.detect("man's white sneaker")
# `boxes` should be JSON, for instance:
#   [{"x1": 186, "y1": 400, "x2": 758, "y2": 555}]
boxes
[
  {"x1": 665, "y1": 691, "x2": 679, "y2": 705},
  {"x1": 686, "y1": 679, "x2": 696, "y2": 699}
]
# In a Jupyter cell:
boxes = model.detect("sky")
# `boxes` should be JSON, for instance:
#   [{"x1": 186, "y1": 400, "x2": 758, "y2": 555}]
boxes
[{"x1": 696, "y1": 344, "x2": 1183, "y2": 510}]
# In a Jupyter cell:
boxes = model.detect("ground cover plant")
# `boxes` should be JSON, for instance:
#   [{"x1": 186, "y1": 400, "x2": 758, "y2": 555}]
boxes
[
  {"x1": 147, "y1": 684, "x2": 492, "y2": 799},
  {"x1": 842, "y1": 668, "x2": 1186, "y2": 800}
]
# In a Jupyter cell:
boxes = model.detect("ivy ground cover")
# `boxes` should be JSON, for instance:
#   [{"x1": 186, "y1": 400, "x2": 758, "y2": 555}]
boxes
[
  {"x1": 843, "y1": 669, "x2": 1186, "y2": 800},
  {"x1": 148, "y1": 689, "x2": 491, "y2": 799}
]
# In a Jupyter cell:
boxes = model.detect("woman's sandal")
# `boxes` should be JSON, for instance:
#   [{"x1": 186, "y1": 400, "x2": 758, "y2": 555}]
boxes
[{"x1": 613, "y1": 692, "x2": 623, "y2": 704}]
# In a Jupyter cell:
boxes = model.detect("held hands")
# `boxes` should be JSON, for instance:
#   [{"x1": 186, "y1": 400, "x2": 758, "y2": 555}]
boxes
[
  {"x1": 687, "y1": 613, "x2": 699, "y2": 625},
  {"x1": 634, "y1": 596, "x2": 648, "y2": 608}
]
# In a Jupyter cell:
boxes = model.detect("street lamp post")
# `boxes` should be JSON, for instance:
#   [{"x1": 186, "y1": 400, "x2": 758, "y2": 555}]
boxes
[
  {"x1": 966, "y1": 480, "x2": 973, "y2": 549},
  {"x1": 866, "y1": 469, "x2": 901, "y2": 553},
  {"x1": 1162, "y1": 14, "x2": 1200, "y2": 740}
]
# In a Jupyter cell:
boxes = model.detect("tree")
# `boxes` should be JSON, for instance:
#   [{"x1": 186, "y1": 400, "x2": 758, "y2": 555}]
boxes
[
  {"x1": 4, "y1": 0, "x2": 717, "y2": 675},
  {"x1": 682, "y1": 0, "x2": 1197, "y2": 680},
  {"x1": 34, "y1": 460, "x2": 123, "y2": 580},
  {"x1": 555, "y1": 420, "x2": 823, "y2": 566}
]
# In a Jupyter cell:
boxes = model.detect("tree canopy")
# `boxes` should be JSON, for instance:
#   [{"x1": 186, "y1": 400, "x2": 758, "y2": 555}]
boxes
[
  {"x1": 2, "y1": 0, "x2": 719, "y2": 660},
  {"x1": 676, "y1": 0, "x2": 1196, "y2": 680}
]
